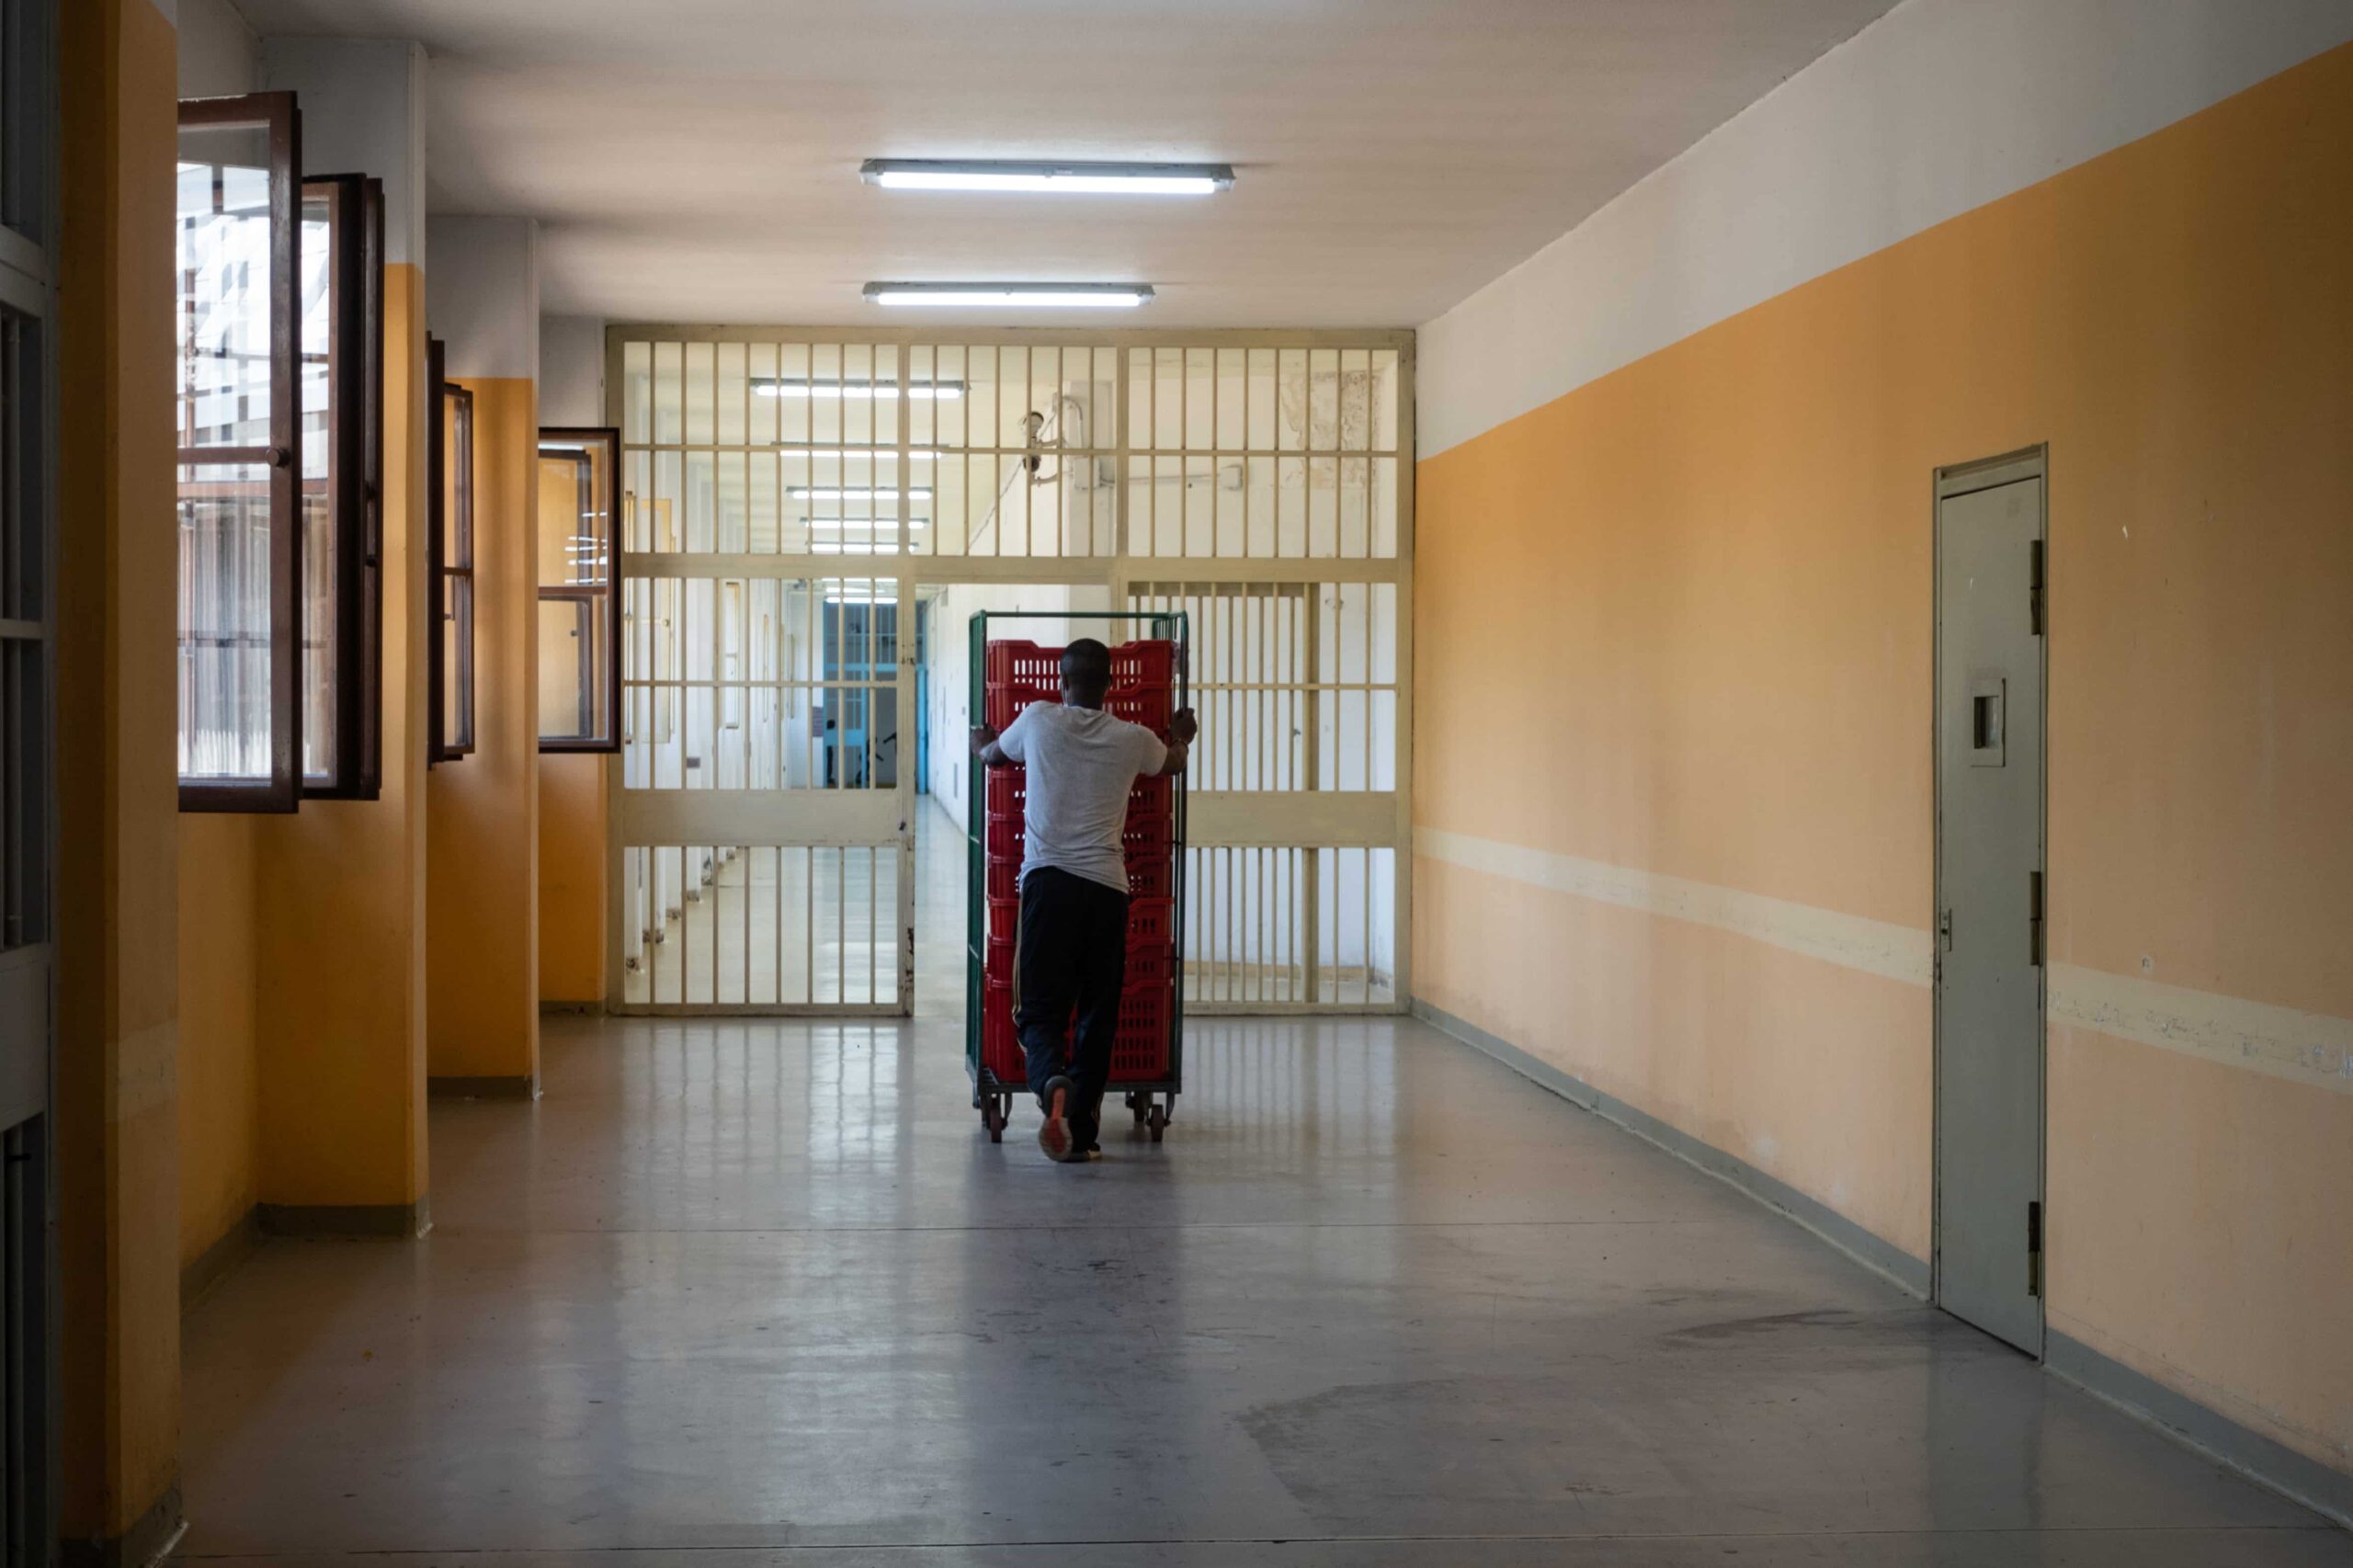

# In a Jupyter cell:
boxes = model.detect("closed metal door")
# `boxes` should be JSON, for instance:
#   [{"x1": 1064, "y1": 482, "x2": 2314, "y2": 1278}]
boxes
[{"x1": 1934, "y1": 452, "x2": 2047, "y2": 1355}]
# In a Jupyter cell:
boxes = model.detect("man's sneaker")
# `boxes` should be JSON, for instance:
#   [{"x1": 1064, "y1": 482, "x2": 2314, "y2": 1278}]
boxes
[{"x1": 1038, "y1": 1076, "x2": 1075, "y2": 1163}]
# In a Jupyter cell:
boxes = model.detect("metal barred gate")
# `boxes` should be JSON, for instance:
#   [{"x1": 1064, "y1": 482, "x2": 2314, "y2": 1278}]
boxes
[{"x1": 605, "y1": 328, "x2": 1411, "y2": 1016}]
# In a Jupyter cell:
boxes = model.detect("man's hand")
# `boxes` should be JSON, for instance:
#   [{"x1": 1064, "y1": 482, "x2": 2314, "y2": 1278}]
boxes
[
  {"x1": 970, "y1": 723, "x2": 998, "y2": 756},
  {"x1": 1169, "y1": 707, "x2": 1199, "y2": 744}
]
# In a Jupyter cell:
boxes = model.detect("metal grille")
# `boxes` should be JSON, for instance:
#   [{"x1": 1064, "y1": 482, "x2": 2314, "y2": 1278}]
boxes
[{"x1": 609, "y1": 328, "x2": 1412, "y2": 1017}]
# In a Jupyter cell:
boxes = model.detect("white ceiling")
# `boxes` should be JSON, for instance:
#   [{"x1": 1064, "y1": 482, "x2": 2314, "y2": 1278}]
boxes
[{"x1": 233, "y1": 0, "x2": 1899, "y2": 328}]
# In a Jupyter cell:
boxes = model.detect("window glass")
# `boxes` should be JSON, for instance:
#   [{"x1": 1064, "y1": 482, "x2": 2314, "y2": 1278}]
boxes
[
  {"x1": 439, "y1": 380, "x2": 476, "y2": 757},
  {"x1": 538, "y1": 427, "x2": 620, "y2": 750},
  {"x1": 176, "y1": 97, "x2": 298, "y2": 809},
  {"x1": 297, "y1": 183, "x2": 335, "y2": 779}
]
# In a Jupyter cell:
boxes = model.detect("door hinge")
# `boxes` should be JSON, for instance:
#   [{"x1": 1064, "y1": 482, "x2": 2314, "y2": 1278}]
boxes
[
  {"x1": 2027, "y1": 1200, "x2": 2043, "y2": 1298},
  {"x1": 2029, "y1": 539, "x2": 2045, "y2": 636},
  {"x1": 2029, "y1": 871, "x2": 2045, "y2": 967}
]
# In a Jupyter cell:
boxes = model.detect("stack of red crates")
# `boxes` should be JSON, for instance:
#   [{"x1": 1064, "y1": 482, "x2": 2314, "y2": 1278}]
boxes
[{"x1": 981, "y1": 640, "x2": 1178, "y2": 1092}]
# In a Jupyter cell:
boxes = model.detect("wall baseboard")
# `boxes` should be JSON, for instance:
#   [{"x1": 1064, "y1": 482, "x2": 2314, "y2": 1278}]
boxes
[
  {"x1": 179, "y1": 1205, "x2": 262, "y2": 1313},
  {"x1": 2048, "y1": 1332, "x2": 2353, "y2": 1531},
  {"x1": 1410, "y1": 997, "x2": 1936, "y2": 1298},
  {"x1": 428, "y1": 1074, "x2": 540, "y2": 1099},
  {"x1": 61, "y1": 1482, "x2": 184, "y2": 1568},
  {"x1": 1411, "y1": 996, "x2": 2353, "y2": 1533},
  {"x1": 539, "y1": 999, "x2": 600, "y2": 1016},
  {"x1": 256, "y1": 1199, "x2": 431, "y2": 1239}
]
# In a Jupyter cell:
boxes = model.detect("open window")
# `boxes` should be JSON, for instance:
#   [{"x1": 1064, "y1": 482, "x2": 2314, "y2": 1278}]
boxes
[
  {"x1": 428, "y1": 338, "x2": 477, "y2": 763},
  {"x1": 176, "y1": 92, "x2": 301, "y2": 811},
  {"x1": 537, "y1": 427, "x2": 620, "y2": 752},
  {"x1": 295, "y1": 170, "x2": 382, "y2": 799}
]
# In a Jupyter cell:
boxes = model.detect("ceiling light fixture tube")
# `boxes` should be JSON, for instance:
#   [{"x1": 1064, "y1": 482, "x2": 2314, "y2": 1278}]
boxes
[
  {"x1": 863, "y1": 282, "x2": 1154, "y2": 310},
  {"x1": 788, "y1": 485, "x2": 935, "y2": 501},
  {"x1": 861, "y1": 158, "x2": 1232, "y2": 196}
]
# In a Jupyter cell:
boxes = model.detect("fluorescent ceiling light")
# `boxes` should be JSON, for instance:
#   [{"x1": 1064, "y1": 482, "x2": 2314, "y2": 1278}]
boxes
[
  {"x1": 788, "y1": 485, "x2": 934, "y2": 501},
  {"x1": 807, "y1": 518, "x2": 929, "y2": 529},
  {"x1": 862, "y1": 159, "x2": 1232, "y2": 197},
  {"x1": 863, "y1": 282, "x2": 1153, "y2": 310},
  {"x1": 755, "y1": 378, "x2": 964, "y2": 401}
]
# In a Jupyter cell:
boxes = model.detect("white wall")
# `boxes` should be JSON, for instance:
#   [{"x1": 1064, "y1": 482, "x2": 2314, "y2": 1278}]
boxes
[
  {"x1": 1416, "y1": 0, "x2": 2353, "y2": 457},
  {"x1": 540, "y1": 315, "x2": 607, "y2": 426},
  {"x1": 426, "y1": 216, "x2": 540, "y2": 381},
  {"x1": 176, "y1": 0, "x2": 256, "y2": 98},
  {"x1": 263, "y1": 40, "x2": 429, "y2": 267}
]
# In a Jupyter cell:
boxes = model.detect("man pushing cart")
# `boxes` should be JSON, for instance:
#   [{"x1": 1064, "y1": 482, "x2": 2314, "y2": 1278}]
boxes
[{"x1": 972, "y1": 637, "x2": 1195, "y2": 1162}]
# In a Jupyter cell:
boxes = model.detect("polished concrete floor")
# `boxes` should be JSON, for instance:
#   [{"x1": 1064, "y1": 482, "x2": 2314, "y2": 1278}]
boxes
[{"x1": 178, "y1": 815, "x2": 2351, "y2": 1565}]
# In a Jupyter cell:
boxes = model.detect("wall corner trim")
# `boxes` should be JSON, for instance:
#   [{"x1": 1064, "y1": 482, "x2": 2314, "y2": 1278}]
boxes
[
  {"x1": 255, "y1": 1199, "x2": 432, "y2": 1239},
  {"x1": 427, "y1": 1074, "x2": 541, "y2": 1099},
  {"x1": 179, "y1": 1206, "x2": 263, "y2": 1315},
  {"x1": 1408, "y1": 996, "x2": 1932, "y2": 1298},
  {"x1": 2046, "y1": 1333, "x2": 2353, "y2": 1531},
  {"x1": 61, "y1": 1483, "x2": 185, "y2": 1568}
]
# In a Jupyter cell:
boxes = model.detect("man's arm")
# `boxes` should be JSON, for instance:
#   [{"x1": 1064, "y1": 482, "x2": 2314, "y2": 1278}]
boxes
[
  {"x1": 971, "y1": 724, "x2": 1010, "y2": 769},
  {"x1": 1154, "y1": 707, "x2": 1199, "y2": 778}
]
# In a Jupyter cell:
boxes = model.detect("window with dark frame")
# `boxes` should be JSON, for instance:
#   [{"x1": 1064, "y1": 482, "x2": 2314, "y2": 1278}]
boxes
[
  {"x1": 295, "y1": 170, "x2": 381, "y2": 800},
  {"x1": 537, "y1": 426, "x2": 620, "y2": 752},
  {"x1": 430, "y1": 343, "x2": 477, "y2": 762},
  {"x1": 176, "y1": 92, "x2": 301, "y2": 812},
  {"x1": 357, "y1": 176, "x2": 386, "y2": 794}
]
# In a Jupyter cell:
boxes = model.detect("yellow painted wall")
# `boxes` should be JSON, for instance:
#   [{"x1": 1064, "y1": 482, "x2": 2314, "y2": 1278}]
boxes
[
  {"x1": 176, "y1": 817, "x2": 256, "y2": 1265},
  {"x1": 538, "y1": 753, "x2": 607, "y2": 1003},
  {"x1": 57, "y1": 0, "x2": 183, "y2": 1544},
  {"x1": 251, "y1": 260, "x2": 433, "y2": 1212},
  {"x1": 535, "y1": 445, "x2": 607, "y2": 1004},
  {"x1": 427, "y1": 377, "x2": 542, "y2": 1080},
  {"x1": 1415, "y1": 45, "x2": 2352, "y2": 1474}
]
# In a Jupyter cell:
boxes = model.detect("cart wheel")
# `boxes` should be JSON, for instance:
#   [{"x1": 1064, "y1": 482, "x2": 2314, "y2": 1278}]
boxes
[
  {"x1": 1126, "y1": 1092, "x2": 1150, "y2": 1123},
  {"x1": 1147, "y1": 1105, "x2": 1168, "y2": 1142},
  {"x1": 982, "y1": 1097, "x2": 1006, "y2": 1142}
]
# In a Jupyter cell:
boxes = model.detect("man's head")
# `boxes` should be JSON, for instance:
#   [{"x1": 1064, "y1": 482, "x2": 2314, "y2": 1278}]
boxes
[{"x1": 1061, "y1": 638, "x2": 1111, "y2": 708}]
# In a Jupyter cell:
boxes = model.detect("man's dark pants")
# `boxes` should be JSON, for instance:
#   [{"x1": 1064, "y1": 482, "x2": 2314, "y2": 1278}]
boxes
[{"x1": 1015, "y1": 865, "x2": 1130, "y2": 1146}]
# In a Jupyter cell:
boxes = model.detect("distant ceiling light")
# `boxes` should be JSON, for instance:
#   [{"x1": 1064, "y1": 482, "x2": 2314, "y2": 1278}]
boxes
[
  {"x1": 861, "y1": 158, "x2": 1232, "y2": 196},
  {"x1": 788, "y1": 485, "x2": 935, "y2": 502},
  {"x1": 755, "y1": 378, "x2": 965, "y2": 401},
  {"x1": 864, "y1": 282, "x2": 1154, "y2": 310},
  {"x1": 807, "y1": 518, "x2": 930, "y2": 529}
]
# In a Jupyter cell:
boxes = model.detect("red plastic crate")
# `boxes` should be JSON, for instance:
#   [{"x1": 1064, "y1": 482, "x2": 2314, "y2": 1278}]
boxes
[
  {"x1": 1125, "y1": 846, "x2": 1174, "y2": 899},
  {"x1": 985, "y1": 895, "x2": 1019, "y2": 983},
  {"x1": 984, "y1": 767, "x2": 1028, "y2": 821},
  {"x1": 1108, "y1": 641, "x2": 1176, "y2": 690},
  {"x1": 1124, "y1": 943, "x2": 1175, "y2": 992},
  {"x1": 1126, "y1": 773, "x2": 1172, "y2": 820},
  {"x1": 984, "y1": 640, "x2": 1063, "y2": 690},
  {"x1": 985, "y1": 814, "x2": 1026, "y2": 863},
  {"x1": 1128, "y1": 895, "x2": 1175, "y2": 949},
  {"x1": 985, "y1": 682, "x2": 1060, "y2": 732},
  {"x1": 1110, "y1": 982, "x2": 1174, "y2": 1079},
  {"x1": 982, "y1": 977, "x2": 1022, "y2": 1083},
  {"x1": 1122, "y1": 811, "x2": 1173, "y2": 860},
  {"x1": 985, "y1": 857, "x2": 1019, "y2": 903},
  {"x1": 1105, "y1": 686, "x2": 1173, "y2": 732}
]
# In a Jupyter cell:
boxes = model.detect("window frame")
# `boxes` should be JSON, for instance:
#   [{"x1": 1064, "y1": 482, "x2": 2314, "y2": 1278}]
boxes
[
  {"x1": 176, "y1": 90, "x2": 302, "y2": 813},
  {"x1": 429, "y1": 343, "x2": 477, "y2": 763},
  {"x1": 295, "y1": 170, "x2": 374, "y2": 800},
  {"x1": 537, "y1": 425, "x2": 621, "y2": 754},
  {"x1": 358, "y1": 176, "x2": 385, "y2": 794}
]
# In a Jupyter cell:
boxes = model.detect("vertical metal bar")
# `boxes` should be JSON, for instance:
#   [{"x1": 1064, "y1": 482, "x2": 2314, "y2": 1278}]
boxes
[{"x1": 1392, "y1": 339, "x2": 1415, "y2": 1011}]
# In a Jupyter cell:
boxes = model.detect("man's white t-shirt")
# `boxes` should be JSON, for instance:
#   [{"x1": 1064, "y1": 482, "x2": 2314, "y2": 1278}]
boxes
[{"x1": 995, "y1": 702, "x2": 1167, "y2": 894}]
